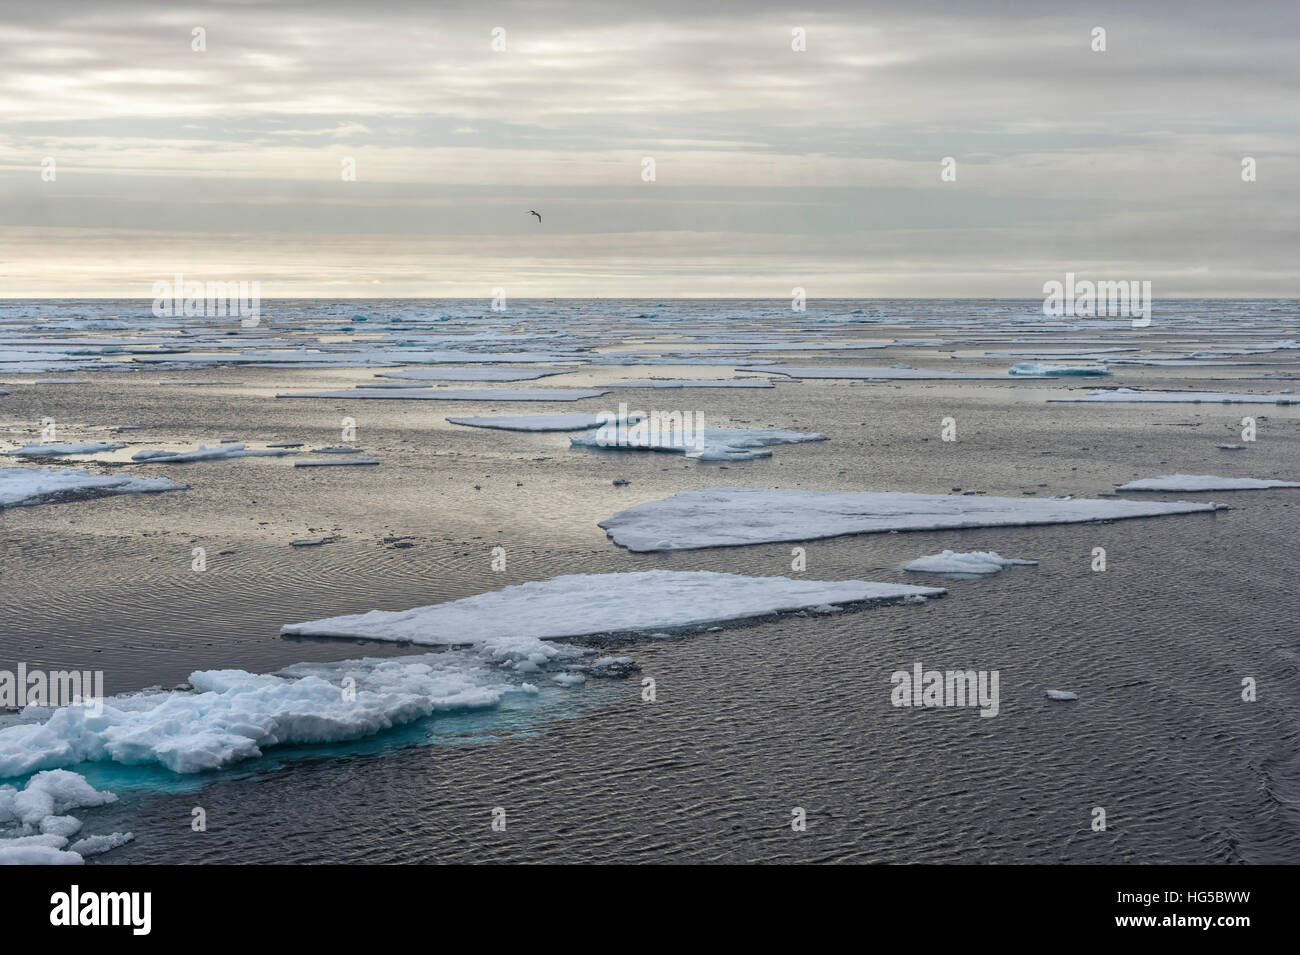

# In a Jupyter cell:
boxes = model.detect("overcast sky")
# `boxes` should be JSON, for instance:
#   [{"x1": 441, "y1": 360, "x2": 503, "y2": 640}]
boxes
[{"x1": 0, "y1": 0, "x2": 1296, "y2": 298}]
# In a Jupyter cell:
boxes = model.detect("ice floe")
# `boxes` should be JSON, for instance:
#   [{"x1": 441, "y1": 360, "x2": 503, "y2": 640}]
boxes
[
  {"x1": 598, "y1": 487, "x2": 1220, "y2": 551},
  {"x1": 0, "y1": 770, "x2": 129, "y2": 864},
  {"x1": 447, "y1": 413, "x2": 629, "y2": 432},
  {"x1": 277, "y1": 388, "x2": 608, "y2": 402},
  {"x1": 601, "y1": 378, "x2": 775, "y2": 389},
  {"x1": 376, "y1": 368, "x2": 565, "y2": 382},
  {"x1": 1045, "y1": 690, "x2": 1079, "y2": 701},
  {"x1": 1008, "y1": 362, "x2": 1110, "y2": 376},
  {"x1": 0, "y1": 467, "x2": 186, "y2": 509},
  {"x1": 1050, "y1": 388, "x2": 1299, "y2": 405},
  {"x1": 747, "y1": 365, "x2": 1035, "y2": 380},
  {"x1": 570, "y1": 426, "x2": 824, "y2": 461},
  {"x1": 282, "y1": 570, "x2": 943, "y2": 644},
  {"x1": 904, "y1": 550, "x2": 1038, "y2": 575},
  {"x1": 1116, "y1": 474, "x2": 1300, "y2": 491},
  {"x1": 131, "y1": 444, "x2": 294, "y2": 463},
  {"x1": 3, "y1": 442, "x2": 124, "y2": 457}
]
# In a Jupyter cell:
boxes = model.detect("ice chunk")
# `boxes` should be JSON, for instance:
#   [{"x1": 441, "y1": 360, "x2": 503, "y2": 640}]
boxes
[
  {"x1": 747, "y1": 365, "x2": 1033, "y2": 380},
  {"x1": 68, "y1": 832, "x2": 134, "y2": 857},
  {"x1": 0, "y1": 770, "x2": 124, "y2": 865},
  {"x1": 277, "y1": 388, "x2": 608, "y2": 402},
  {"x1": 1045, "y1": 690, "x2": 1079, "y2": 701},
  {"x1": 601, "y1": 378, "x2": 775, "y2": 388},
  {"x1": 599, "y1": 487, "x2": 1220, "y2": 552},
  {"x1": 570, "y1": 427, "x2": 825, "y2": 462},
  {"x1": 131, "y1": 444, "x2": 293, "y2": 463},
  {"x1": 1050, "y1": 389, "x2": 1298, "y2": 405},
  {"x1": 377, "y1": 368, "x2": 565, "y2": 382},
  {"x1": 3, "y1": 442, "x2": 124, "y2": 457},
  {"x1": 447, "y1": 413, "x2": 638, "y2": 432},
  {"x1": 1008, "y1": 362, "x2": 1110, "y2": 376},
  {"x1": 282, "y1": 570, "x2": 944, "y2": 644},
  {"x1": 0, "y1": 467, "x2": 186, "y2": 509},
  {"x1": 904, "y1": 550, "x2": 1038, "y2": 574},
  {"x1": 1116, "y1": 474, "x2": 1299, "y2": 491}
]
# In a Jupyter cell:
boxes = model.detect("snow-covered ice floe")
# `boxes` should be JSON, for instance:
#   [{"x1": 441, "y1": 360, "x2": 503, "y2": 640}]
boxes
[
  {"x1": 1008, "y1": 362, "x2": 1110, "y2": 376},
  {"x1": 293, "y1": 457, "x2": 379, "y2": 467},
  {"x1": 0, "y1": 467, "x2": 186, "y2": 509},
  {"x1": 744, "y1": 365, "x2": 1036, "y2": 380},
  {"x1": 904, "y1": 550, "x2": 1038, "y2": 575},
  {"x1": 277, "y1": 388, "x2": 608, "y2": 402},
  {"x1": 0, "y1": 770, "x2": 132, "y2": 865},
  {"x1": 3, "y1": 442, "x2": 124, "y2": 457},
  {"x1": 598, "y1": 487, "x2": 1220, "y2": 551},
  {"x1": 1050, "y1": 388, "x2": 1299, "y2": 405},
  {"x1": 570, "y1": 427, "x2": 825, "y2": 461},
  {"x1": 131, "y1": 443, "x2": 293, "y2": 463},
  {"x1": 376, "y1": 368, "x2": 566, "y2": 382},
  {"x1": 282, "y1": 570, "x2": 943, "y2": 644},
  {"x1": 447, "y1": 413, "x2": 635, "y2": 432},
  {"x1": 1116, "y1": 474, "x2": 1300, "y2": 491},
  {"x1": 600, "y1": 378, "x2": 775, "y2": 389},
  {"x1": 1045, "y1": 690, "x2": 1079, "y2": 701}
]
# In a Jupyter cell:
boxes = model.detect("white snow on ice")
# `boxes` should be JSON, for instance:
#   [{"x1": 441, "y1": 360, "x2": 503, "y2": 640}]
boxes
[
  {"x1": 1050, "y1": 388, "x2": 1299, "y2": 405},
  {"x1": 0, "y1": 770, "x2": 130, "y2": 865},
  {"x1": 277, "y1": 388, "x2": 608, "y2": 402},
  {"x1": 3, "y1": 442, "x2": 124, "y2": 457}
]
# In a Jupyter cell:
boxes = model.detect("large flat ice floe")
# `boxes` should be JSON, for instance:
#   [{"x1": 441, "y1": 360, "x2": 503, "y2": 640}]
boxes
[
  {"x1": 447, "y1": 413, "x2": 624, "y2": 432},
  {"x1": 277, "y1": 388, "x2": 608, "y2": 402},
  {"x1": 1050, "y1": 388, "x2": 1299, "y2": 405},
  {"x1": 1116, "y1": 474, "x2": 1300, "y2": 491},
  {"x1": 0, "y1": 467, "x2": 186, "y2": 509},
  {"x1": 282, "y1": 570, "x2": 943, "y2": 644},
  {"x1": 745, "y1": 365, "x2": 1035, "y2": 380},
  {"x1": 598, "y1": 487, "x2": 1220, "y2": 551},
  {"x1": 570, "y1": 427, "x2": 825, "y2": 461},
  {"x1": 904, "y1": 550, "x2": 1038, "y2": 575}
]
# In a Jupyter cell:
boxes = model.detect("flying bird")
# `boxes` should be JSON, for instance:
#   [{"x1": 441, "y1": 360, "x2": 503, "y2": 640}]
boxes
[{"x1": 527, "y1": 210, "x2": 542, "y2": 223}]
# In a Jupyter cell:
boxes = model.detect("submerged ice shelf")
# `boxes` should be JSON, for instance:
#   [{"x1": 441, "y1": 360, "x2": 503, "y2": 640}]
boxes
[{"x1": 599, "y1": 487, "x2": 1221, "y2": 551}]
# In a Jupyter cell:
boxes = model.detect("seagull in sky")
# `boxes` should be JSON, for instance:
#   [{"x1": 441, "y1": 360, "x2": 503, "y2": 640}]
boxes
[{"x1": 527, "y1": 210, "x2": 542, "y2": 222}]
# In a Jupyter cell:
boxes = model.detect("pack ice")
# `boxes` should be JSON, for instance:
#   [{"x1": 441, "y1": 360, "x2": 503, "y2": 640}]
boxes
[
  {"x1": 0, "y1": 467, "x2": 186, "y2": 509},
  {"x1": 598, "y1": 487, "x2": 1220, "y2": 551},
  {"x1": 281, "y1": 570, "x2": 944, "y2": 644}
]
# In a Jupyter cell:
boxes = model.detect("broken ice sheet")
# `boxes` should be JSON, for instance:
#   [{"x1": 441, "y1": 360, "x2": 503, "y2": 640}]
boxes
[
  {"x1": 1116, "y1": 474, "x2": 1299, "y2": 491},
  {"x1": 904, "y1": 550, "x2": 1038, "y2": 575}
]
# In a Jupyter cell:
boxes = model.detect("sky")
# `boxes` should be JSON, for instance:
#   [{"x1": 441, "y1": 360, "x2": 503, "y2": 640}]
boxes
[{"x1": 0, "y1": 0, "x2": 1297, "y2": 298}]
